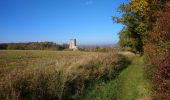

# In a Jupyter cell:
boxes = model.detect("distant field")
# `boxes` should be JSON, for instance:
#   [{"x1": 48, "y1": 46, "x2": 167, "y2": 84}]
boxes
[
  {"x1": 0, "y1": 50, "x2": 129, "y2": 100},
  {"x1": 0, "y1": 50, "x2": 94, "y2": 76}
]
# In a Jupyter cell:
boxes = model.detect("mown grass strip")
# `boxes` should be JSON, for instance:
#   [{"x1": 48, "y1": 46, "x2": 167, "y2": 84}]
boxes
[{"x1": 83, "y1": 55, "x2": 151, "y2": 100}]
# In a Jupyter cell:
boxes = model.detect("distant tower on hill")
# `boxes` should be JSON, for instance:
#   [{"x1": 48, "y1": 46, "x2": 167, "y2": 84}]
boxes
[{"x1": 69, "y1": 39, "x2": 78, "y2": 50}]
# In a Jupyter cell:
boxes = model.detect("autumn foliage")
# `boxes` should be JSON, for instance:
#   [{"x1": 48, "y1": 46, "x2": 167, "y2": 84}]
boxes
[
  {"x1": 114, "y1": 0, "x2": 170, "y2": 99},
  {"x1": 144, "y1": 9, "x2": 170, "y2": 98}
]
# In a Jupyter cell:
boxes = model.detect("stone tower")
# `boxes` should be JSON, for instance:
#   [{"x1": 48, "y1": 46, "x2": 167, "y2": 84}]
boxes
[{"x1": 69, "y1": 39, "x2": 78, "y2": 50}]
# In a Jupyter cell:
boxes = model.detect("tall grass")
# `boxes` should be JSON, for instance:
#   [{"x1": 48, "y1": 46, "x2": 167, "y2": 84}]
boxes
[{"x1": 0, "y1": 50, "x2": 130, "y2": 100}]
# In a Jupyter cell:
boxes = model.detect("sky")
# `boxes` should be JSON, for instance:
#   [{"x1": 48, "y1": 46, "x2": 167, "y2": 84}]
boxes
[{"x1": 0, "y1": 0, "x2": 127, "y2": 45}]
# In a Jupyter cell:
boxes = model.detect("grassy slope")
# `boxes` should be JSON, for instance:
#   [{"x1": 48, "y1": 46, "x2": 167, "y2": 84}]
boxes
[{"x1": 83, "y1": 54, "x2": 151, "y2": 100}]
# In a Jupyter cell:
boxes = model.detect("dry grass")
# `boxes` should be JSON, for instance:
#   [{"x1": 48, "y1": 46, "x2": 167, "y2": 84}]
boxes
[{"x1": 0, "y1": 50, "x2": 129, "y2": 100}]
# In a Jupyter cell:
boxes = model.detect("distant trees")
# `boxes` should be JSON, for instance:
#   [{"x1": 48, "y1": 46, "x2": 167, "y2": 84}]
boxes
[
  {"x1": 0, "y1": 42, "x2": 69, "y2": 50},
  {"x1": 93, "y1": 46, "x2": 114, "y2": 52},
  {"x1": 0, "y1": 44, "x2": 8, "y2": 50}
]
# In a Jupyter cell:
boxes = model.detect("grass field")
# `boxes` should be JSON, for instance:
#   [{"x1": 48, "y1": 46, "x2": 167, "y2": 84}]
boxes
[
  {"x1": 82, "y1": 53, "x2": 151, "y2": 100},
  {"x1": 0, "y1": 50, "x2": 129, "y2": 100},
  {"x1": 0, "y1": 50, "x2": 93, "y2": 76}
]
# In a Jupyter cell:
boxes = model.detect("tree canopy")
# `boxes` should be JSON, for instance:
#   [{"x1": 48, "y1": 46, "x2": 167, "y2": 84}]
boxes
[{"x1": 114, "y1": 0, "x2": 170, "y2": 98}]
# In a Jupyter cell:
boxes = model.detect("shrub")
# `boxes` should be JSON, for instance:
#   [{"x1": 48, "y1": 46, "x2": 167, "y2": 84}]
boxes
[{"x1": 144, "y1": 9, "x2": 170, "y2": 99}]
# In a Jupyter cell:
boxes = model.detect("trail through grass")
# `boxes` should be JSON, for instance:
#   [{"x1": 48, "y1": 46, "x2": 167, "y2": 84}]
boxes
[
  {"x1": 0, "y1": 51, "x2": 151, "y2": 100},
  {"x1": 83, "y1": 54, "x2": 151, "y2": 100}
]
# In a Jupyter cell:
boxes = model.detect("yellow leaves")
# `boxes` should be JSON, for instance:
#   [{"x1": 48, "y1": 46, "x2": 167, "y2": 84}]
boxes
[
  {"x1": 130, "y1": 0, "x2": 148, "y2": 16},
  {"x1": 135, "y1": 22, "x2": 147, "y2": 34}
]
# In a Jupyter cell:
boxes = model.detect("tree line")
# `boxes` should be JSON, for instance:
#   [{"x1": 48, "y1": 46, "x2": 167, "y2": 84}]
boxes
[
  {"x1": 0, "y1": 42, "x2": 69, "y2": 50},
  {"x1": 114, "y1": 0, "x2": 170, "y2": 99}
]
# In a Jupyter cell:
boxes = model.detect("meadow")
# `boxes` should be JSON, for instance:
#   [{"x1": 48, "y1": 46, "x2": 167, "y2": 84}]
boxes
[{"x1": 0, "y1": 50, "x2": 129, "y2": 100}]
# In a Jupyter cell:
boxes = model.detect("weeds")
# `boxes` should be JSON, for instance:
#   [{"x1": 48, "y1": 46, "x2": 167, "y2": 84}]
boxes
[{"x1": 0, "y1": 50, "x2": 129, "y2": 100}]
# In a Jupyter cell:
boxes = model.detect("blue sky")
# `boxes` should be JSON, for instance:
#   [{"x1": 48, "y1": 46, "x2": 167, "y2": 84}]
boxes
[{"x1": 0, "y1": 0, "x2": 127, "y2": 45}]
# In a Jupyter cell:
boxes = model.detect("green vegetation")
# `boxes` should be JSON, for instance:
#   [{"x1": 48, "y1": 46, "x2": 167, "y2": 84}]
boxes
[
  {"x1": 82, "y1": 53, "x2": 151, "y2": 100},
  {"x1": 113, "y1": 0, "x2": 170, "y2": 53},
  {"x1": 0, "y1": 50, "x2": 129, "y2": 100},
  {"x1": 0, "y1": 1, "x2": 169, "y2": 99},
  {"x1": 91, "y1": 47, "x2": 116, "y2": 52},
  {"x1": 114, "y1": 0, "x2": 170, "y2": 98},
  {"x1": 0, "y1": 42, "x2": 69, "y2": 50}
]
